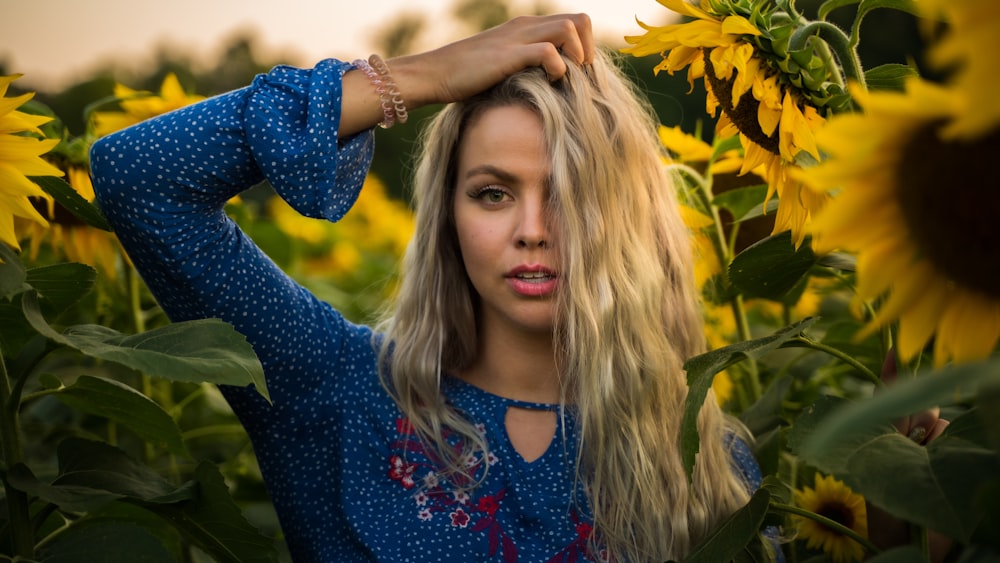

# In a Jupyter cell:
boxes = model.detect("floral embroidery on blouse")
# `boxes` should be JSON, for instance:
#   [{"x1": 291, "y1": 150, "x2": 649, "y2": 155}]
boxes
[
  {"x1": 388, "y1": 417, "x2": 520, "y2": 561},
  {"x1": 543, "y1": 511, "x2": 608, "y2": 563}
]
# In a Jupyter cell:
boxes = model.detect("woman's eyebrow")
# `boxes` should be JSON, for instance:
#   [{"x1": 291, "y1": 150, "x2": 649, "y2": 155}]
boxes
[{"x1": 463, "y1": 164, "x2": 519, "y2": 184}]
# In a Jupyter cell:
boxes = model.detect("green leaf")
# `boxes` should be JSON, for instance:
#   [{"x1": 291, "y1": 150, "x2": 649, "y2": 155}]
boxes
[
  {"x1": 816, "y1": 252, "x2": 856, "y2": 272},
  {"x1": 800, "y1": 359, "x2": 999, "y2": 457},
  {"x1": 975, "y1": 375, "x2": 1000, "y2": 453},
  {"x1": 37, "y1": 520, "x2": 176, "y2": 563},
  {"x1": 0, "y1": 242, "x2": 28, "y2": 300},
  {"x1": 708, "y1": 134, "x2": 743, "y2": 164},
  {"x1": 791, "y1": 362, "x2": 1000, "y2": 543},
  {"x1": 29, "y1": 175, "x2": 111, "y2": 231},
  {"x1": 0, "y1": 260, "x2": 96, "y2": 355},
  {"x1": 682, "y1": 318, "x2": 818, "y2": 478},
  {"x1": 845, "y1": 434, "x2": 1000, "y2": 542},
  {"x1": 0, "y1": 245, "x2": 33, "y2": 353},
  {"x1": 787, "y1": 394, "x2": 871, "y2": 475},
  {"x1": 739, "y1": 376, "x2": 793, "y2": 437},
  {"x1": 729, "y1": 231, "x2": 817, "y2": 300},
  {"x1": 711, "y1": 184, "x2": 769, "y2": 222},
  {"x1": 684, "y1": 488, "x2": 771, "y2": 563},
  {"x1": 9, "y1": 439, "x2": 277, "y2": 562},
  {"x1": 789, "y1": 397, "x2": 1000, "y2": 542},
  {"x1": 7, "y1": 439, "x2": 195, "y2": 513},
  {"x1": 53, "y1": 376, "x2": 189, "y2": 456},
  {"x1": 152, "y1": 461, "x2": 278, "y2": 563},
  {"x1": 731, "y1": 197, "x2": 779, "y2": 223},
  {"x1": 26, "y1": 262, "x2": 97, "y2": 316},
  {"x1": 972, "y1": 481, "x2": 1000, "y2": 548},
  {"x1": 864, "y1": 63, "x2": 919, "y2": 91},
  {"x1": 760, "y1": 475, "x2": 792, "y2": 506},
  {"x1": 865, "y1": 546, "x2": 929, "y2": 563},
  {"x1": 22, "y1": 291, "x2": 269, "y2": 401}
]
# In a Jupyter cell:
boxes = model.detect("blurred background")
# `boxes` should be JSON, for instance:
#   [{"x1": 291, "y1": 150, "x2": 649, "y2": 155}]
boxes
[
  {"x1": 1, "y1": 0, "x2": 698, "y2": 201},
  {"x1": 0, "y1": 0, "x2": 920, "y2": 201},
  {"x1": 2, "y1": 0, "x2": 672, "y2": 90},
  {"x1": 0, "y1": 3, "x2": 932, "y2": 561}
]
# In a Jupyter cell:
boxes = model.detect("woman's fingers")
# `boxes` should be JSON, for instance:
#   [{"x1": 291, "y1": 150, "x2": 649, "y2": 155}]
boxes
[
  {"x1": 925, "y1": 418, "x2": 950, "y2": 443},
  {"x1": 907, "y1": 407, "x2": 941, "y2": 442},
  {"x1": 880, "y1": 348, "x2": 949, "y2": 445},
  {"x1": 528, "y1": 15, "x2": 594, "y2": 80},
  {"x1": 527, "y1": 13, "x2": 594, "y2": 66},
  {"x1": 395, "y1": 14, "x2": 594, "y2": 106}
]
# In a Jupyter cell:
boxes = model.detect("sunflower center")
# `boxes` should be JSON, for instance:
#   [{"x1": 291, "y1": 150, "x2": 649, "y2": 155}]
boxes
[
  {"x1": 817, "y1": 502, "x2": 855, "y2": 531},
  {"x1": 897, "y1": 122, "x2": 1000, "y2": 299},
  {"x1": 703, "y1": 50, "x2": 781, "y2": 156}
]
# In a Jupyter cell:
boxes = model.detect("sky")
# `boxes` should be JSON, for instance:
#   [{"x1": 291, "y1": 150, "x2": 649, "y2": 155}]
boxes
[{"x1": 1, "y1": 0, "x2": 676, "y2": 90}]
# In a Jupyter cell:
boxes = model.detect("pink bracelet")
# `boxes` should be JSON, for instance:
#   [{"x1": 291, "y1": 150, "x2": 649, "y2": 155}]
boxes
[{"x1": 353, "y1": 54, "x2": 408, "y2": 129}]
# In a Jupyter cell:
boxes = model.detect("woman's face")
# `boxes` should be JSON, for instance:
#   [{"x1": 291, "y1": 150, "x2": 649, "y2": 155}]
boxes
[{"x1": 452, "y1": 104, "x2": 559, "y2": 336}]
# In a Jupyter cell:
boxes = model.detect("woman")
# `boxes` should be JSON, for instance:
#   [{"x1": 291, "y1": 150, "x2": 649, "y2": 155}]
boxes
[{"x1": 91, "y1": 14, "x2": 760, "y2": 562}]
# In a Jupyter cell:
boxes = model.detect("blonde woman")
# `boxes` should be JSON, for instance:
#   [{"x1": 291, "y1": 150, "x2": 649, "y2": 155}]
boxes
[{"x1": 92, "y1": 14, "x2": 762, "y2": 562}]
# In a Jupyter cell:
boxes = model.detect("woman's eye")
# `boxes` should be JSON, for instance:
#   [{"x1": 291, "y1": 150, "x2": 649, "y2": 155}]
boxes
[{"x1": 471, "y1": 186, "x2": 509, "y2": 204}]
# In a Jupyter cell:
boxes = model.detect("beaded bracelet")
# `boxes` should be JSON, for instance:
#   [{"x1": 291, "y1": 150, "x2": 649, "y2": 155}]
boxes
[{"x1": 352, "y1": 54, "x2": 408, "y2": 129}]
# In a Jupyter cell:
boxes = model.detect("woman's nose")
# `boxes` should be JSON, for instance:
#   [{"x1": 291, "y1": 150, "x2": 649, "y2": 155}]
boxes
[{"x1": 515, "y1": 198, "x2": 549, "y2": 249}]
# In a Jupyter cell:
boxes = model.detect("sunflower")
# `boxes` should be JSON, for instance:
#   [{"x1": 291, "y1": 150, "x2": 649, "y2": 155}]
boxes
[
  {"x1": 920, "y1": 0, "x2": 1000, "y2": 139},
  {"x1": 799, "y1": 0, "x2": 1000, "y2": 367},
  {"x1": 91, "y1": 73, "x2": 205, "y2": 137},
  {"x1": 624, "y1": 0, "x2": 842, "y2": 246},
  {"x1": 794, "y1": 473, "x2": 868, "y2": 563},
  {"x1": 0, "y1": 74, "x2": 63, "y2": 250}
]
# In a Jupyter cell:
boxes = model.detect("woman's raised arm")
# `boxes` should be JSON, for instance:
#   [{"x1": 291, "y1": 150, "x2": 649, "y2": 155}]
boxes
[{"x1": 337, "y1": 13, "x2": 593, "y2": 136}]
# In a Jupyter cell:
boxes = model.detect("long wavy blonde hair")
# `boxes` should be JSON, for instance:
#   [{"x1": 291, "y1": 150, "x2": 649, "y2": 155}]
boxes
[{"x1": 377, "y1": 50, "x2": 751, "y2": 562}]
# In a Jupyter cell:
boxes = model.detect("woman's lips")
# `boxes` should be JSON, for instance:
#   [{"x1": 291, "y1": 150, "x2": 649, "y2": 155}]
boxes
[{"x1": 506, "y1": 265, "x2": 558, "y2": 297}]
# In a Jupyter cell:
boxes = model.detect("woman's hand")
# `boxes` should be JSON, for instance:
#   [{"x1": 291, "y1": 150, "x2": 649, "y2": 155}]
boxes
[
  {"x1": 880, "y1": 350, "x2": 950, "y2": 444},
  {"x1": 395, "y1": 13, "x2": 595, "y2": 106},
  {"x1": 339, "y1": 13, "x2": 593, "y2": 135},
  {"x1": 867, "y1": 349, "x2": 952, "y2": 562}
]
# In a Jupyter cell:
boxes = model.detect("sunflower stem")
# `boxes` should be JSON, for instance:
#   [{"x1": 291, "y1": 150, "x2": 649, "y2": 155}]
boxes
[
  {"x1": 128, "y1": 267, "x2": 156, "y2": 464},
  {"x1": 914, "y1": 522, "x2": 931, "y2": 560},
  {"x1": 688, "y1": 156, "x2": 761, "y2": 401},
  {"x1": 792, "y1": 335, "x2": 881, "y2": 386},
  {"x1": 770, "y1": 501, "x2": 881, "y2": 556},
  {"x1": 0, "y1": 346, "x2": 35, "y2": 558},
  {"x1": 789, "y1": 21, "x2": 866, "y2": 91}
]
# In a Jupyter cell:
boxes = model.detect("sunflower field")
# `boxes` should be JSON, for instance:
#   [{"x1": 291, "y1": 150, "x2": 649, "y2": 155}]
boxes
[
  {"x1": 623, "y1": 0, "x2": 1000, "y2": 561},
  {"x1": 0, "y1": 69, "x2": 410, "y2": 561},
  {"x1": 2, "y1": 0, "x2": 999, "y2": 561}
]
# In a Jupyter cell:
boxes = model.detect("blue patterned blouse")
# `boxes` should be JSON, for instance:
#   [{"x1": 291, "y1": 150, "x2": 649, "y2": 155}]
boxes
[{"x1": 90, "y1": 59, "x2": 763, "y2": 563}]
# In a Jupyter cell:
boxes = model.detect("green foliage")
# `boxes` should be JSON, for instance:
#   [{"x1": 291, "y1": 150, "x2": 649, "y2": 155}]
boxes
[
  {"x1": 683, "y1": 488, "x2": 775, "y2": 563},
  {"x1": 633, "y1": 1, "x2": 999, "y2": 560},
  {"x1": 0, "y1": 243, "x2": 275, "y2": 561},
  {"x1": 28, "y1": 176, "x2": 110, "y2": 232}
]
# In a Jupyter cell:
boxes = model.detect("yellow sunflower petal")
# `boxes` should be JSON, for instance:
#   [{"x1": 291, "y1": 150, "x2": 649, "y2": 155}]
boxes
[
  {"x1": 891, "y1": 272, "x2": 950, "y2": 361},
  {"x1": 720, "y1": 15, "x2": 762, "y2": 36},
  {"x1": 934, "y1": 289, "x2": 1000, "y2": 366},
  {"x1": 739, "y1": 136, "x2": 773, "y2": 177},
  {"x1": 656, "y1": 0, "x2": 716, "y2": 21},
  {"x1": 659, "y1": 125, "x2": 714, "y2": 161},
  {"x1": 753, "y1": 76, "x2": 783, "y2": 136},
  {"x1": 679, "y1": 204, "x2": 714, "y2": 230},
  {"x1": 779, "y1": 91, "x2": 821, "y2": 161}
]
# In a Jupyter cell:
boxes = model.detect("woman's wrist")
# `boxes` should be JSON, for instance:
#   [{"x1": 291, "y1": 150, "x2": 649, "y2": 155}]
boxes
[
  {"x1": 353, "y1": 55, "x2": 409, "y2": 129},
  {"x1": 384, "y1": 54, "x2": 436, "y2": 110}
]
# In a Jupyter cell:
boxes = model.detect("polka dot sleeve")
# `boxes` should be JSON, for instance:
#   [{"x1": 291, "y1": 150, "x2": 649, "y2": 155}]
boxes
[
  {"x1": 246, "y1": 59, "x2": 372, "y2": 222},
  {"x1": 90, "y1": 59, "x2": 375, "y2": 414}
]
